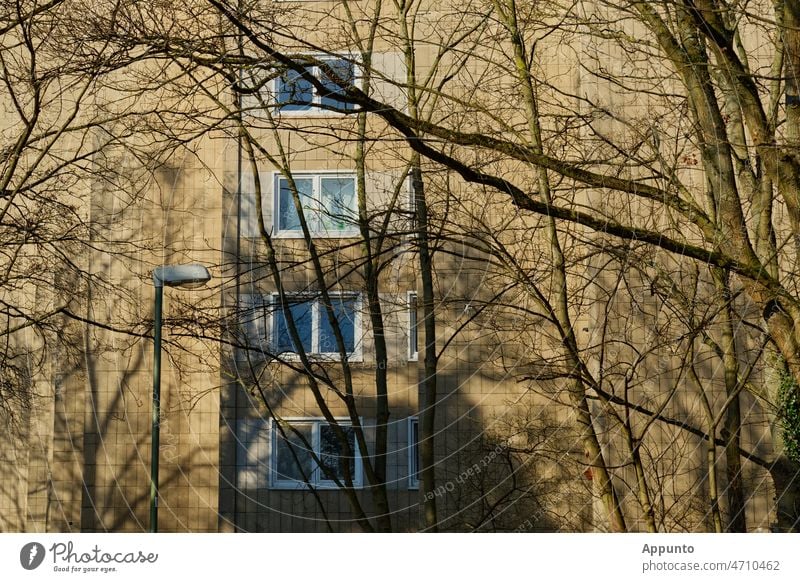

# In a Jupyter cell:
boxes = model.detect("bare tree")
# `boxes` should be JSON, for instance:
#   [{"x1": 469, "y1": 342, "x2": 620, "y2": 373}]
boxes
[{"x1": 108, "y1": 0, "x2": 800, "y2": 531}]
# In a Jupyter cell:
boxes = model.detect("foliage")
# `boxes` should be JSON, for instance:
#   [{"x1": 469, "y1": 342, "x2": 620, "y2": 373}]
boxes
[{"x1": 778, "y1": 364, "x2": 800, "y2": 465}]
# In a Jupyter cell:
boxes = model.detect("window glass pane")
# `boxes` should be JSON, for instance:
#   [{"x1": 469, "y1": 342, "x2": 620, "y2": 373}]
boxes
[
  {"x1": 317, "y1": 297, "x2": 356, "y2": 354},
  {"x1": 274, "y1": 424, "x2": 314, "y2": 485},
  {"x1": 276, "y1": 67, "x2": 313, "y2": 110},
  {"x1": 318, "y1": 424, "x2": 356, "y2": 482},
  {"x1": 408, "y1": 293, "x2": 418, "y2": 357},
  {"x1": 319, "y1": 177, "x2": 356, "y2": 233},
  {"x1": 410, "y1": 419, "x2": 419, "y2": 482},
  {"x1": 278, "y1": 177, "x2": 313, "y2": 232},
  {"x1": 274, "y1": 299, "x2": 313, "y2": 354},
  {"x1": 319, "y1": 59, "x2": 355, "y2": 110}
]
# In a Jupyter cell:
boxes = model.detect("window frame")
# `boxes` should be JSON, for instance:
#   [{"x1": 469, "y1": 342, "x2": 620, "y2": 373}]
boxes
[
  {"x1": 273, "y1": 54, "x2": 359, "y2": 116},
  {"x1": 406, "y1": 171, "x2": 417, "y2": 237},
  {"x1": 273, "y1": 171, "x2": 359, "y2": 238},
  {"x1": 408, "y1": 416, "x2": 419, "y2": 490},
  {"x1": 270, "y1": 292, "x2": 363, "y2": 361},
  {"x1": 269, "y1": 417, "x2": 364, "y2": 490}
]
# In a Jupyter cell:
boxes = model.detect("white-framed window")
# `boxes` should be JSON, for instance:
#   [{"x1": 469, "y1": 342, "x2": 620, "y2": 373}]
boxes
[
  {"x1": 274, "y1": 55, "x2": 358, "y2": 114},
  {"x1": 270, "y1": 418, "x2": 363, "y2": 489},
  {"x1": 272, "y1": 292, "x2": 362, "y2": 359},
  {"x1": 408, "y1": 416, "x2": 419, "y2": 489},
  {"x1": 407, "y1": 291, "x2": 418, "y2": 361},
  {"x1": 274, "y1": 172, "x2": 358, "y2": 237}
]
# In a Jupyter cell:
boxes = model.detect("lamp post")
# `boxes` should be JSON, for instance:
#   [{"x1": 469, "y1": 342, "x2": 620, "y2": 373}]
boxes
[{"x1": 150, "y1": 263, "x2": 211, "y2": 533}]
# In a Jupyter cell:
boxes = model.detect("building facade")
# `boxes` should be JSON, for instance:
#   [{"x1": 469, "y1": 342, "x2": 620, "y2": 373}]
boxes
[{"x1": 0, "y1": 0, "x2": 795, "y2": 533}]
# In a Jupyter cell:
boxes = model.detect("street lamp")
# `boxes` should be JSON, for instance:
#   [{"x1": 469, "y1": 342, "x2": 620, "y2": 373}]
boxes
[{"x1": 150, "y1": 263, "x2": 212, "y2": 533}]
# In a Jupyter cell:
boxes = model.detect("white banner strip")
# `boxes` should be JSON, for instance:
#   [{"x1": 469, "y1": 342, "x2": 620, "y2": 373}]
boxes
[{"x1": 1, "y1": 533, "x2": 798, "y2": 581}]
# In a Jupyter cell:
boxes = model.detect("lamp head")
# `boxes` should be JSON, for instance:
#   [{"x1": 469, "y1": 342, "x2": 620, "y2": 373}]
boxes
[{"x1": 152, "y1": 264, "x2": 212, "y2": 288}]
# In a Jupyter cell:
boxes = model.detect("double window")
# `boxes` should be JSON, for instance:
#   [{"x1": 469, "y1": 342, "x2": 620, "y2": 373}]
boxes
[
  {"x1": 240, "y1": 293, "x2": 361, "y2": 359},
  {"x1": 275, "y1": 173, "x2": 358, "y2": 237},
  {"x1": 271, "y1": 418, "x2": 362, "y2": 489},
  {"x1": 238, "y1": 416, "x2": 419, "y2": 490},
  {"x1": 273, "y1": 294, "x2": 360, "y2": 357},
  {"x1": 275, "y1": 56, "x2": 357, "y2": 113}
]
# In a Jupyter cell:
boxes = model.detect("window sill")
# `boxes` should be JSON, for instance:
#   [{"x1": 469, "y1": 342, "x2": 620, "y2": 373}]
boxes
[
  {"x1": 276, "y1": 352, "x2": 364, "y2": 364},
  {"x1": 275, "y1": 108, "x2": 359, "y2": 118},
  {"x1": 270, "y1": 482, "x2": 364, "y2": 490},
  {"x1": 273, "y1": 230, "x2": 360, "y2": 240}
]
